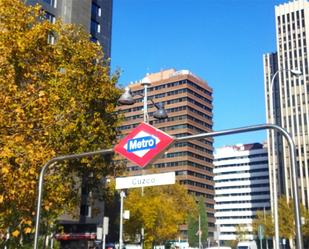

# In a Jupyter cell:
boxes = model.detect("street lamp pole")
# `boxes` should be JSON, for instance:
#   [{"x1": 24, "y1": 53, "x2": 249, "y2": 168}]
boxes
[
  {"x1": 141, "y1": 77, "x2": 151, "y2": 123},
  {"x1": 141, "y1": 76, "x2": 150, "y2": 249},
  {"x1": 268, "y1": 68, "x2": 302, "y2": 249},
  {"x1": 119, "y1": 191, "x2": 126, "y2": 249}
]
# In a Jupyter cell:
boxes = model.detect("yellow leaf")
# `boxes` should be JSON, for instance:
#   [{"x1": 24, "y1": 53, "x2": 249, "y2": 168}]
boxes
[
  {"x1": 1, "y1": 167, "x2": 9, "y2": 174},
  {"x1": 24, "y1": 227, "x2": 32, "y2": 234},
  {"x1": 39, "y1": 91, "x2": 45, "y2": 97},
  {"x1": 0, "y1": 195, "x2": 3, "y2": 203},
  {"x1": 12, "y1": 230, "x2": 20, "y2": 237}
]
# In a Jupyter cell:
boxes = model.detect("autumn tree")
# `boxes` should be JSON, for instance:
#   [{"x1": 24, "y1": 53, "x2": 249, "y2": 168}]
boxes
[
  {"x1": 252, "y1": 210, "x2": 274, "y2": 239},
  {"x1": 187, "y1": 197, "x2": 208, "y2": 247},
  {"x1": 123, "y1": 183, "x2": 197, "y2": 249},
  {"x1": 0, "y1": 0, "x2": 121, "y2": 246},
  {"x1": 253, "y1": 196, "x2": 309, "y2": 247}
]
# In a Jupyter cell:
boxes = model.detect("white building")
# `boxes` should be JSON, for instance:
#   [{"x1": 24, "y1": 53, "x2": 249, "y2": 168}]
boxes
[{"x1": 213, "y1": 143, "x2": 270, "y2": 241}]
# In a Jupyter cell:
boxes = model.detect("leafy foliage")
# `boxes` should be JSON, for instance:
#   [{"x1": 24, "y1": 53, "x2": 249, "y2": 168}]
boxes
[
  {"x1": 252, "y1": 210, "x2": 274, "y2": 238},
  {"x1": 124, "y1": 183, "x2": 197, "y2": 248},
  {"x1": 253, "y1": 196, "x2": 309, "y2": 242},
  {"x1": 0, "y1": 0, "x2": 121, "y2": 245}
]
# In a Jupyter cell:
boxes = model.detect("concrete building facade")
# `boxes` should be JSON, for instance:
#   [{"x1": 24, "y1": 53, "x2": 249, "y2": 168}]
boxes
[
  {"x1": 264, "y1": 0, "x2": 309, "y2": 207},
  {"x1": 117, "y1": 69, "x2": 215, "y2": 237},
  {"x1": 26, "y1": 0, "x2": 112, "y2": 59},
  {"x1": 214, "y1": 143, "x2": 270, "y2": 241}
]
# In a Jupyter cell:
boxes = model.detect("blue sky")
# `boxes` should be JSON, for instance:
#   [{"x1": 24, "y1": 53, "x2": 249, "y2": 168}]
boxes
[{"x1": 111, "y1": 0, "x2": 286, "y2": 148}]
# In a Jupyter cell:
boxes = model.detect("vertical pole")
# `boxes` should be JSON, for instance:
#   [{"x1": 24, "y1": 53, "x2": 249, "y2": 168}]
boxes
[
  {"x1": 264, "y1": 207, "x2": 269, "y2": 249},
  {"x1": 141, "y1": 78, "x2": 150, "y2": 124},
  {"x1": 119, "y1": 191, "x2": 125, "y2": 249},
  {"x1": 198, "y1": 215, "x2": 201, "y2": 249},
  {"x1": 269, "y1": 70, "x2": 280, "y2": 249},
  {"x1": 33, "y1": 149, "x2": 113, "y2": 249},
  {"x1": 34, "y1": 161, "x2": 56, "y2": 249},
  {"x1": 217, "y1": 224, "x2": 220, "y2": 249},
  {"x1": 141, "y1": 78, "x2": 150, "y2": 249}
]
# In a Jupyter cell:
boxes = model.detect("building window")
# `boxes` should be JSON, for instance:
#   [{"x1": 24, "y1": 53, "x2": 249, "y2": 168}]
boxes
[
  {"x1": 92, "y1": 3, "x2": 102, "y2": 17},
  {"x1": 91, "y1": 20, "x2": 100, "y2": 35},
  {"x1": 42, "y1": 0, "x2": 56, "y2": 8},
  {"x1": 45, "y1": 12, "x2": 56, "y2": 24}
]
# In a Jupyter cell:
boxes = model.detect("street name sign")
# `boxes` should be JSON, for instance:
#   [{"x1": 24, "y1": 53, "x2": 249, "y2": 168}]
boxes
[
  {"x1": 114, "y1": 122, "x2": 174, "y2": 168},
  {"x1": 258, "y1": 224, "x2": 264, "y2": 240},
  {"x1": 115, "y1": 172, "x2": 176, "y2": 189}
]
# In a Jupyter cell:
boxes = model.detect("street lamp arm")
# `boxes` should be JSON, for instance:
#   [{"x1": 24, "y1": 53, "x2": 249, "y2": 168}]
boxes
[{"x1": 33, "y1": 148, "x2": 114, "y2": 249}]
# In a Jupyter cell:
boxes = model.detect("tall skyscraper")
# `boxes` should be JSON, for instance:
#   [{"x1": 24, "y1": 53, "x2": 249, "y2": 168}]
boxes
[
  {"x1": 117, "y1": 69, "x2": 215, "y2": 237},
  {"x1": 26, "y1": 0, "x2": 112, "y2": 59},
  {"x1": 264, "y1": 0, "x2": 309, "y2": 207},
  {"x1": 214, "y1": 143, "x2": 270, "y2": 242}
]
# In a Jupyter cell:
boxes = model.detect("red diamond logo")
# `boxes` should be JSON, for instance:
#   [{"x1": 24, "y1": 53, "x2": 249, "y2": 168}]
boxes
[{"x1": 114, "y1": 122, "x2": 174, "y2": 168}]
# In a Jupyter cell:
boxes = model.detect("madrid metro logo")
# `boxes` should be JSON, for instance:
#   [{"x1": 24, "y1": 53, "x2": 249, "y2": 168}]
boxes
[{"x1": 114, "y1": 122, "x2": 174, "y2": 168}]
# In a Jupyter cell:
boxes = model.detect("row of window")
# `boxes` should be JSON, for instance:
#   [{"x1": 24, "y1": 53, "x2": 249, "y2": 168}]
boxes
[
  {"x1": 187, "y1": 80, "x2": 212, "y2": 97},
  {"x1": 153, "y1": 160, "x2": 212, "y2": 172},
  {"x1": 277, "y1": 10, "x2": 304, "y2": 25},
  {"x1": 188, "y1": 190, "x2": 214, "y2": 204},
  {"x1": 216, "y1": 207, "x2": 270, "y2": 212},
  {"x1": 215, "y1": 160, "x2": 268, "y2": 169},
  {"x1": 132, "y1": 79, "x2": 212, "y2": 97},
  {"x1": 216, "y1": 199, "x2": 270, "y2": 204},
  {"x1": 181, "y1": 179, "x2": 214, "y2": 190},
  {"x1": 216, "y1": 191, "x2": 270, "y2": 198},
  {"x1": 187, "y1": 96, "x2": 212, "y2": 113},
  {"x1": 160, "y1": 123, "x2": 210, "y2": 135},
  {"x1": 215, "y1": 183, "x2": 269, "y2": 190},
  {"x1": 188, "y1": 106, "x2": 212, "y2": 122},
  {"x1": 187, "y1": 88, "x2": 212, "y2": 105},
  {"x1": 216, "y1": 175, "x2": 269, "y2": 183},
  {"x1": 214, "y1": 153, "x2": 268, "y2": 162},
  {"x1": 164, "y1": 151, "x2": 212, "y2": 163},
  {"x1": 175, "y1": 141, "x2": 212, "y2": 154},
  {"x1": 215, "y1": 167, "x2": 269, "y2": 176},
  {"x1": 132, "y1": 86, "x2": 211, "y2": 106},
  {"x1": 216, "y1": 216, "x2": 256, "y2": 220},
  {"x1": 176, "y1": 170, "x2": 213, "y2": 181}
]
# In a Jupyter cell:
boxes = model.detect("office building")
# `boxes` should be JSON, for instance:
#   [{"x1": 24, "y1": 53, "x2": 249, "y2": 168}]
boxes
[
  {"x1": 26, "y1": 0, "x2": 112, "y2": 59},
  {"x1": 264, "y1": 0, "x2": 309, "y2": 207},
  {"x1": 117, "y1": 69, "x2": 215, "y2": 237},
  {"x1": 214, "y1": 143, "x2": 270, "y2": 241}
]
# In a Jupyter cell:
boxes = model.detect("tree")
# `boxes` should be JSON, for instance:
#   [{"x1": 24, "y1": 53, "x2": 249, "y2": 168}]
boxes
[
  {"x1": 253, "y1": 196, "x2": 309, "y2": 247},
  {"x1": 235, "y1": 224, "x2": 250, "y2": 242},
  {"x1": 124, "y1": 183, "x2": 197, "y2": 249},
  {"x1": 187, "y1": 197, "x2": 208, "y2": 247},
  {"x1": 0, "y1": 0, "x2": 121, "y2": 246},
  {"x1": 278, "y1": 196, "x2": 294, "y2": 239},
  {"x1": 252, "y1": 210, "x2": 274, "y2": 239}
]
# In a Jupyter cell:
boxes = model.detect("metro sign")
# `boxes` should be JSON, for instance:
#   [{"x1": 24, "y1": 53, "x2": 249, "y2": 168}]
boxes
[{"x1": 115, "y1": 122, "x2": 174, "y2": 168}]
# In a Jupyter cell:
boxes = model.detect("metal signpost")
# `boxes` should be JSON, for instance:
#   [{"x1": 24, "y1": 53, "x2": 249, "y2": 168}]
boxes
[
  {"x1": 33, "y1": 123, "x2": 304, "y2": 249},
  {"x1": 258, "y1": 224, "x2": 265, "y2": 249}
]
